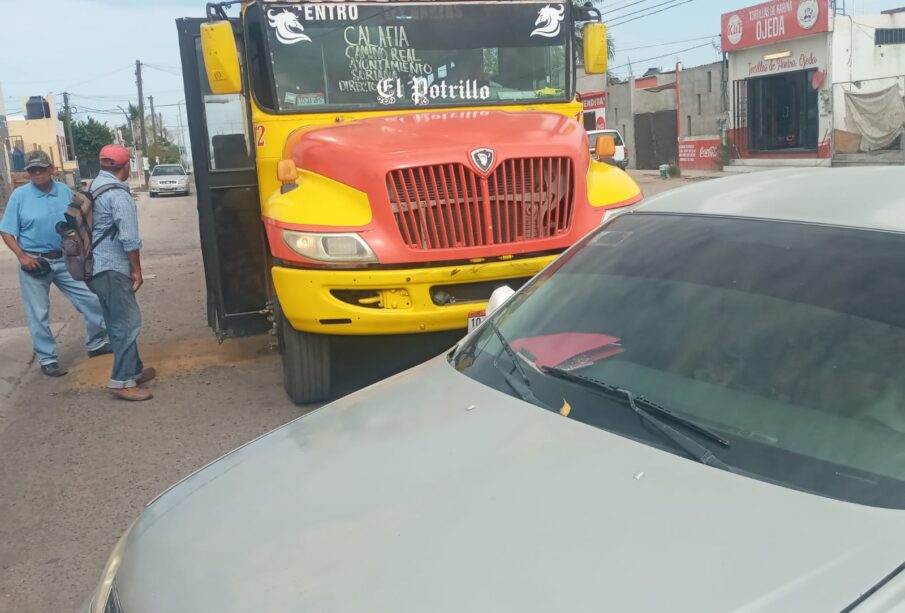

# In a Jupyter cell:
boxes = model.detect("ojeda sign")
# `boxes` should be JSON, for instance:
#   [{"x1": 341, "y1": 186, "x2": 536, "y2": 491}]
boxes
[{"x1": 722, "y1": 0, "x2": 829, "y2": 52}]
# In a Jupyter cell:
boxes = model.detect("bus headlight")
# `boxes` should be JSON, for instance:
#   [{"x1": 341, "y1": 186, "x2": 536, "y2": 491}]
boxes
[{"x1": 282, "y1": 230, "x2": 377, "y2": 263}]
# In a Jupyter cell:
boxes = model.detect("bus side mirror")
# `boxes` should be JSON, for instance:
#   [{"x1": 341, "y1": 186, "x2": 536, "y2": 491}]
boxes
[
  {"x1": 583, "y1": 23, "x2": 608, "y2": 74},
  {"x1": 595, "y1": 135, "x2": 616, "y2": 160},
  {"x1": 201, "y1": 21, "x2": 242, "y2": 95}
]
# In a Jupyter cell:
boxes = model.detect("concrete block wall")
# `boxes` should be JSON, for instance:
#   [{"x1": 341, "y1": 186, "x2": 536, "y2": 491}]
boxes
[
  {"x1": 605, "y1": 79, "x2": 636, "y2": 168},
  {"x1": 678, "y1": 61, "x2": 726, "y2": 138}
]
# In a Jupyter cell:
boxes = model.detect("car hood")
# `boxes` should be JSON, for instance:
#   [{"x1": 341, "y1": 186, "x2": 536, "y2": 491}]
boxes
[{"x1": 114, "y1": 357, "x2": 905, "y2": 613}]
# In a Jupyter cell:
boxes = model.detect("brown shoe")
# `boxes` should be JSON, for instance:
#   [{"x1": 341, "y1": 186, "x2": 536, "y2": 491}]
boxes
[
  {"x1": 136, "y1": 368, "x2": 157, "y2": 385},
  {"x1": 111, "y1": 386, "x2": 153, "y2": 401}
]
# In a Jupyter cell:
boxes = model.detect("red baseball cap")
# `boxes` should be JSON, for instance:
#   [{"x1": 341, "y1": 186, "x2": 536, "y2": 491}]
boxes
[{"x1": 99, "y1": 144, "x2": 131, "y2": 169}]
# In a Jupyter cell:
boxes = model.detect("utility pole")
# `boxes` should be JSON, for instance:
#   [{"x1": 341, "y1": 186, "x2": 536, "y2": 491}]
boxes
[
  {"x1": 149, "y1": 95, "x2": 158, "y2": 144},
  {"x1": 135, "y1": 60, "x2": 149, "y2": 184},
  {"x1": 62, "y1": 92, "x2": 76, "y2": 163},
  {"x1": 176, "y1": 102, "x2": 186, "y2": 160}
]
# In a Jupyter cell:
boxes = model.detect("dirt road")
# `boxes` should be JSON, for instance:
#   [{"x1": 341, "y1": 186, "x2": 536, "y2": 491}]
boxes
[{"x1": 0, "y1": 170, "x2": 699, "y2": 612}]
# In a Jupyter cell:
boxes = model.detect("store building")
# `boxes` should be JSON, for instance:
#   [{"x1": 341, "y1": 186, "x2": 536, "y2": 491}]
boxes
[
  {"x1": 580, "y1": 90, "x2": 607, "y2": 131},
  {"x1": 575, "y1": 67, "x2": 608, "y2": 131},
  {"x1": 723, "y1": 0, "x2": 905, "y2": 168}
]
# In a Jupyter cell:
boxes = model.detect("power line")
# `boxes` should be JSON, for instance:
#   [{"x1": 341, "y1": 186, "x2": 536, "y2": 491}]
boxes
[
  {"x1": 601, "y1": 0, "x2": 691, "y2": 24},
  {"x1": 609, "y1": 0, "x2": 696, "y2": 28},
  {"x1": 70, "y1": 89, "x2": 184, "y2": 100},
  {"x1": 1, "y1": 65, "x2": 130, "y2": 89},
  {"x1": 143, "y1": 63, "x2": 183, "y2": 77},
  {"x1": 617, "y1": 34, "x2": 718, "y2": 52},
  {"x1": 601, "y1": 0, "x2": 660, "y2": 16},
  {"x1": 58, "y1": 65, "x2": 134, "y2": 92},
  {"x1": 607, "y1": 41, "x2": 714, "y2": 72}
]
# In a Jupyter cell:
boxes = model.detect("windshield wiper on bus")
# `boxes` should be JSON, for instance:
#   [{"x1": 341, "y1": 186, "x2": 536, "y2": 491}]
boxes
[
  {"x1": 540, "y1": 366, "x2": 735, "y2": 470},
  {"x1": 488, "y1": 321, "x2": 550, "y2": 410}
]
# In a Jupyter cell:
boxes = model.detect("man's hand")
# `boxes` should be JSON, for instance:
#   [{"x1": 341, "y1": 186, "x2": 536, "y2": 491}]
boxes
[
  {"x1": 126, "y1": 250, "x2": 143, "y2": 292},
  {"x1": 131, "y1": 269, "x2": 143, "y2": 292},
  {"x1": 18, "y1": 253, "x2": 40, "y2": 272}
]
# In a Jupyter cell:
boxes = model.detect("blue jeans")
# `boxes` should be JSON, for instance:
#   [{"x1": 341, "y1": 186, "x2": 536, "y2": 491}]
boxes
[
  {"x1": 86, "y1": 271, "x2": 144, "y2": 389},
  {"x1": 17, "y1": 257, "x2": 108, "y2": 365}
]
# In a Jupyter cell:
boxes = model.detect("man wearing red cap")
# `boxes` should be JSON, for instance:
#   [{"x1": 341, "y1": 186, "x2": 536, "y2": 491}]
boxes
[{"x1": 86, "y1": 145, "x2": 155, "y2": 401}]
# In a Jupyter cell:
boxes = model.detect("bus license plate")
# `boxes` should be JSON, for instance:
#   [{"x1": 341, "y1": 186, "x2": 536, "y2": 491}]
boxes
[{"x1": 467, "y1": 310, "x2": 486, "y2": 333}]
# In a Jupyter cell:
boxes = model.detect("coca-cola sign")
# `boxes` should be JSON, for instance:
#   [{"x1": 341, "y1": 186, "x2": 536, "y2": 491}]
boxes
[
  {"x1": 722, "y1": 0, "x2": 829, "y2": 52},
  {"x1": 679, "y1": 138, "x2": 721, "y2": 171}
]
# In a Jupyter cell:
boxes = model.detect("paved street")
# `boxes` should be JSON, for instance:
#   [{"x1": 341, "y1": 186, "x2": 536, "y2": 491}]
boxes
[{"x1": 0, "y1": 170, "x2": 696, "y2": 612}]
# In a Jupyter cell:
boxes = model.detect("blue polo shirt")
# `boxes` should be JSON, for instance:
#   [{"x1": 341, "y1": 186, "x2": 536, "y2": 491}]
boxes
[{"x1": 0, "y1": 180, "x2": 73, "y2": 252}]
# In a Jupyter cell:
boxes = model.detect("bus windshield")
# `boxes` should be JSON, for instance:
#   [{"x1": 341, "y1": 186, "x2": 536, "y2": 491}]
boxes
[{"x1": 258, "y1": 1, "x2": 571, "y2": 112}]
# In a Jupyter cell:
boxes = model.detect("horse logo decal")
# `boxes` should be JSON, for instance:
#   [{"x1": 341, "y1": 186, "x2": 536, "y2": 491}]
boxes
[
  {"x1": 267, "y1": 9, "x2": 311, "y2": 44},
  {"x1": 531, "y1": 5, "x2": 565, "y2": 38},
  {"x1": 470, "y1": 148, "x2": 495, "y2": 175}
]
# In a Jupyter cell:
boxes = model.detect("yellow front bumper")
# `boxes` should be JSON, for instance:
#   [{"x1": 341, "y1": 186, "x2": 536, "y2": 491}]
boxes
[{"x1": 272, "y1": 255, "x2": 557, "y2": 335}]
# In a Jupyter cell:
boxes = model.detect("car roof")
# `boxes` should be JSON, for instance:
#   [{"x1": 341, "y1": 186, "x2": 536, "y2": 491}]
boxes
[
  {"x1": 588, "y1": 129, "x2": 620, "y2": 135},
  {"x1": 634, "y1": 167, "x2": 905, "y2": 234}
]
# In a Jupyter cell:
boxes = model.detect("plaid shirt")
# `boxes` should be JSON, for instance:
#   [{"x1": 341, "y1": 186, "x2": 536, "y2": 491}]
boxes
[{"x1": 90, "y1": 171, "x2": 142, "y2": 277}]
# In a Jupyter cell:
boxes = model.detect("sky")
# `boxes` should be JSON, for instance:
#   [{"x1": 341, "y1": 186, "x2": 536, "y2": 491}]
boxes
[{"x1": 1, "y1": 0, "x2": 903, "y2": 151}]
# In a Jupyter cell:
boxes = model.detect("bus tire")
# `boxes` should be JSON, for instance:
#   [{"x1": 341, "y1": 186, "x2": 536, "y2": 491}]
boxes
[{"x1": 280, "y1": 311, "x2": 331, "y2": 405}]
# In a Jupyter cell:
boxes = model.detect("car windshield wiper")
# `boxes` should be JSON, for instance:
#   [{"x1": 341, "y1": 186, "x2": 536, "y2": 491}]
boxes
[
  {"x1": 487, "y1": 321, "x2": 550, "y2": 409},
  {"x1": 541, "y1": 366, "x2": 735, "y2": 470}
]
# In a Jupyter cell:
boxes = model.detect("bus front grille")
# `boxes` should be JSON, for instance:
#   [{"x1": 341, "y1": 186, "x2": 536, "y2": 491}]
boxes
[{"x1": 387, "y1": 157, "x2": 574, "y2": 250}]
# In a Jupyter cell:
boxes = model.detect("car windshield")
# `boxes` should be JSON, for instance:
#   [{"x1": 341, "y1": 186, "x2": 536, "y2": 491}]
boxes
[
  {"x1": 152, "y1": 166, "x2": 185, "y2": 176},
  {"x1": 258, "y1": 1, "x2": 570, "y2": 112},
  {"x1": 453, "y1": 213, "x2": 905, "y2": 509},
  {"x1": 589, "y1": 131, "x2": 623, "y2": 147}
]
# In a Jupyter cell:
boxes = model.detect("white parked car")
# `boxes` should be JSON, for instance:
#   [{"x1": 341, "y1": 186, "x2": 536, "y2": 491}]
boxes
[
  {"x1": 86, "y1": 168, "x2": 905, "y2": 613},
  {"x1": 148, "y1": 164, "x2": 191, "y2": 197},
  {"x1": 588, "y1": 129, "x2": 628, "y2": 169}
]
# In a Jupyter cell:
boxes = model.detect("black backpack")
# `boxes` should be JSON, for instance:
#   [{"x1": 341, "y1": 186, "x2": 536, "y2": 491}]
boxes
[{"x1": 56, "y1": 183, "x2": 129, "y2": 282}]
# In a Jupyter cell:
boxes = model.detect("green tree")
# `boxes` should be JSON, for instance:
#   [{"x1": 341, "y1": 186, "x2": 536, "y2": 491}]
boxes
[
  {"x1": 70, "y1": 117, "x2": 114, "y2": 165},
  {"x1": 148, "y1": 138, "x2": 182, "y2": 165},
  {"x1": 116, "y1": 103, "x2": 140, "y2": 148}
]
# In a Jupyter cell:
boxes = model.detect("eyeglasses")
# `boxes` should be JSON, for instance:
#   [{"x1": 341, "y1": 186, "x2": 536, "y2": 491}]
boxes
[{"x1": 26, "y1": 167, "x2": 50, "y2": 175}]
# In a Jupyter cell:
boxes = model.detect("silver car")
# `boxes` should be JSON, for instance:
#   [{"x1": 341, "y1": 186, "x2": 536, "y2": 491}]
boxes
[
  {"x1": 148, "y1": 164, "x2": 190, "y2": 197},
  {"x1": 86, "y1": 167, "x2": 905, "y2": 613}
]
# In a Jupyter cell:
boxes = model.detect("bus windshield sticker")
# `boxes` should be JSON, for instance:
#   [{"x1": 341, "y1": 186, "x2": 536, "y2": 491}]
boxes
[
  {"x1": 531, "y1": 4, "x2": 565, "y2": 38},
  {"x1": 268, "y1": 8, "x2": 311, "y2": 44},
  {"x1": 284, "y1": 92, "x2": 326, "y2": 106}
]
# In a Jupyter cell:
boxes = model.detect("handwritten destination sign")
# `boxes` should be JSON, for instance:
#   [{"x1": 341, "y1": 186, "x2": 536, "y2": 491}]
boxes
[{"x1": 339, "y1": 25, "x2": 434, "y2": 94}]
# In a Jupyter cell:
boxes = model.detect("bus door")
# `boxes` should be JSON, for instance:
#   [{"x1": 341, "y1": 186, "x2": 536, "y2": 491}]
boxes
[{"x1": 176, "y1": 17, "x2": 270, "y2": 338}]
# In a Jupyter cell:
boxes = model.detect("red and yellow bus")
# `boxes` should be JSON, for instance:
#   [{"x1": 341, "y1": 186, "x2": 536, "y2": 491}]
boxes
[{"x1": 177, "y1": 0, "x2": 641, "y2": 403}]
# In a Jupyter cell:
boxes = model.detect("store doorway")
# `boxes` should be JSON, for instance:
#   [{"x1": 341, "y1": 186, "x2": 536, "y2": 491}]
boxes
[{"x1": 747, "y1": 70, "x2": 818, "y2": 152}]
